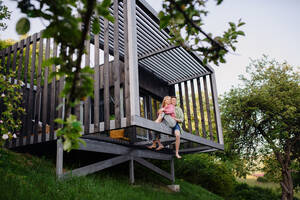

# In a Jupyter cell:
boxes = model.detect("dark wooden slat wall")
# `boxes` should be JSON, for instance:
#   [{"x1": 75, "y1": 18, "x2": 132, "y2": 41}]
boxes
[
  {"x1": 50, "y1": 41, "x2": 58, "y2": 140},
  {"x1": 34, "y1": 33, "x2": 44, "y2": 143},
  {"x1": 94, "y1": 21, "x2": 100, "y2": 133},
  {"x1": 26, "y1": 33, "x2": 37, "y2": 145},
  {"x1": 197, "y1": 77, "x2": 207, "y2": 138},
  {"x1": 203, "y1": 75, "x2": 213, "y2": 140},
  {"x1": 114, "y1": 0, "x2": 121, "y2": 129},
  {"x1": 190, "y1": 79, "x2": 200, "y2": 136},
  {"x1": 103, "y1": 18, "x2": 110, "y2": 131},
  {"x1": 42, "y1": 38, "x2": 50, "y2": 142}
]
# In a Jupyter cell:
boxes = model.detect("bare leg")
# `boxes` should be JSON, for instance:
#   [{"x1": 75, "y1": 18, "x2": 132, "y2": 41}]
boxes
[
  {"x1": 175, "y1": 130, "x2": 181, "y2": 158},
  {"x1": 155, "y1": 114, "x2": 163, "y2": 123},
  {"x1": 156, "y1": 139, "x2": 164, "y2": 150}
]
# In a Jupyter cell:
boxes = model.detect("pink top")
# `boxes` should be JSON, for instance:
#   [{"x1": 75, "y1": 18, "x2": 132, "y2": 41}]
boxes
[{"x1": 163, "y1": 104, "x2": 175, "y2": 118}]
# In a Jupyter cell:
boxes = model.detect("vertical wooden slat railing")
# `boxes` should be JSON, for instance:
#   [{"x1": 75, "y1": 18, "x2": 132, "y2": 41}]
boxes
[
  {"x1": 197, "y1": 77, "x2": 207, "y2": 138},
  {"x1": 26, "y1": 33, "x2": 37, "y2": 145},
  {"x1": 23, "y1": 36, "x2": 31, "y2": 145},
  {"x1": 42, "y1": 38, "x2": 50, "y2": 142},
  {"x1": 203, "y1": 75, "x2": 213, "y2": 140},
  {"x1": 94, "y1": 18, "x2": 100, "y2": 133},
  {"x1": 34, "y1": 32, "x2": 44, "y2": 144},
  {"x1": 83, "y1": 32, "x2": 91, "y2": 134},
  {"x1": 113, "y1": 0, "x2": 121, "y2": 129},
  {"x1": 103, "y1": 18, "x2": 110, "y2": 131},
  {"x1": 17, "y1": 40, "x2": 24, "y2": 80},
  {"x1": 49, "y1": 42, "x2": 58, "y2": 140},
  {"x1": 123, "y1": 0, "x2": 131, "y2": 126},
  {"x1": 174, "y1": 74, "x2": 221, "y2": 143},
  {"x1": 190, "y1": 79, "x2": 200, "y2": 136},
  {"x1": 178, "y1": 82, "x2": 186, "y2": 130},
  {"x1": 209, "y1": 73, "x2": 223, "y2": 144},
  {"x1": 184, "y1": 81, "x2": 192, "y2": 133},
  {"x1": 5, "y1": 45, "x2": 11, "y2": 74}
]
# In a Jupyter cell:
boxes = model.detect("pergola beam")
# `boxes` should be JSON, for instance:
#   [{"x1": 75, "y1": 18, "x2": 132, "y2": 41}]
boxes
[{"x1": 138, "y1": 45, "x2": 178, "y2": 60}]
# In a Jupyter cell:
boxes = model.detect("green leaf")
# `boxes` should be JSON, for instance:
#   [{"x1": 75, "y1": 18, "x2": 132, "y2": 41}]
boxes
[
  {"x1": 236, "y1": 31, "x2": 245, "y2": 36},
  {"x1": 91, "y1": 17, "x2": 100, "y2": 34},
  {"x1": 16, "y1": 18, "x2": 30, "y2": 35}
]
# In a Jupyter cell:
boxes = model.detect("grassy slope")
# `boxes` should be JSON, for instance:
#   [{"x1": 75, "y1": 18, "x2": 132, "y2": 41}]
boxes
[{"x1": 0, "y1": 148, "x2": 223, "y2": 200}]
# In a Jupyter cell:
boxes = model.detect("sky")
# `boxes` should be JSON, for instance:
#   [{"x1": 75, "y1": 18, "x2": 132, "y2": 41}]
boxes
[{"x1": 1, "y1": 0, "x2": 300, "y2": 95}]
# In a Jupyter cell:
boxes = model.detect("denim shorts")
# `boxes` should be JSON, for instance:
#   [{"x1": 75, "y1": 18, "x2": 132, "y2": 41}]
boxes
[{"x1": 172, "y1": 123, "x2": 180, "y2": 133}]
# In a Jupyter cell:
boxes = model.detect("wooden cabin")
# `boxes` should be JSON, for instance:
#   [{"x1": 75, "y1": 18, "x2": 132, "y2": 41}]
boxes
[{"x1": 0, "y1": 0, "x2": 223, "y2": 184}]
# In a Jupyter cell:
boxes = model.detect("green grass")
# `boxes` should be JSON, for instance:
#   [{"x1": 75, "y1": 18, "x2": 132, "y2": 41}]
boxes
[
  {"x1": 0, "y1": 148, "x2": 223, "y2": 200},
  {"x1": 237, "y1": 177, "x2": 300, "y2": 199}
]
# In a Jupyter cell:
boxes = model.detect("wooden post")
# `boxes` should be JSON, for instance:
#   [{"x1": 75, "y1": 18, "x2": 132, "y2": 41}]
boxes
[
  {"x1": 124, "y1": 0, "x2": 140, "y2": 124},
  {"x1": 209, "y1": 73, "x2": 223, "y2": 144},
  {"x1": 129, "y1": 158, "x2": 135, "y2": 184},
  {"x1": 56, "y1": 139, "x2": 63, "y2": 178},
  {"x1": 171, "y1": 158, "x2": 175, "y2": 184},
  {"x1": 191, "y1": 79, "x2": 200, "y2": 135}
]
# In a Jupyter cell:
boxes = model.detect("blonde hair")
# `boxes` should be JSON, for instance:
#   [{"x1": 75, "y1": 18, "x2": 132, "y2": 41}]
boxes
[{"x1": 161, "y1": 96, "x2": 171, "y2": 108}]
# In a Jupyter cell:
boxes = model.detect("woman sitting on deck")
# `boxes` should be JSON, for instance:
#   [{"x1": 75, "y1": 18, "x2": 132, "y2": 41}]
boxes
[{"x1": 148, "y1": 96, "x2": 178, "y2": 152}]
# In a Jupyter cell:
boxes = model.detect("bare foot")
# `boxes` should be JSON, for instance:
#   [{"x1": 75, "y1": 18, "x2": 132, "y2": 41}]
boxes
[
  {"x1": 147, "y1": 144, "x2": 156, "y2": 149},
  {"x1": 176, "y1": 154, "x2": 182, "y2": 159},
  {"x1": 156, "y1": 145, "x2": 164, "y2": 151}
]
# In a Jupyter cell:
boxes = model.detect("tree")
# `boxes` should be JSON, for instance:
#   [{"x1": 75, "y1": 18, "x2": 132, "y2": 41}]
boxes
[
  {"x1": 158, "y1": 0, "x2": 245, "y2": 66},
  {"x1": 0, "y1": 1, "x2": 11, "y2": 31},
  {"x1": 220, "y1": 56, "x2": 300, "y2": 200}
]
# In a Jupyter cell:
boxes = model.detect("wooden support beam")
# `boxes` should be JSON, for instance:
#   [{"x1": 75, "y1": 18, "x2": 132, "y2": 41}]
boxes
[
  {"x1": 63, "y1": 155, "x2": 130, "y2": 178},
  {"x1": 56, "y1": 139, "x2": 63, "y2": 178},
  {"x1": 135, "y1": 157, "x2": 173, "y2": 181},
  {"x1": 184, "y1": 81, "x2": 192, "y2": 133},
  {"x1": 129, "y1": 158, "x2": 135, "y2": 184},
  {"x1": 78, "y1": 139, "x2": 173, "y2": 160},
  {"x1": 171, "y1": 158, "x2": 175, "y2": 183}
]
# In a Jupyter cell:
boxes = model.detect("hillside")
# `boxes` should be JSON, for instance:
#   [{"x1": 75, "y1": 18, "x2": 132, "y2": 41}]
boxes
[{"x1": 0, "y1": 148, "x2": 223, "y2": 200}]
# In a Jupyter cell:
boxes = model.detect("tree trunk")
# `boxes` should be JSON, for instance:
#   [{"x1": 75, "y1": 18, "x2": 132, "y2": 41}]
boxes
[{"x1": 277, "y1": 153, "x2": 294, "y2": 200}]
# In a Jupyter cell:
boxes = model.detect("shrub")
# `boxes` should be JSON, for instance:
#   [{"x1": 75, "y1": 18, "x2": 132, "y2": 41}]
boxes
[
  {"x1": 230, "y1": 183, "x2": 279, "y2": 200},
  {"x1": 257, "y1": 176, "x2": 268, "y2": 183},
  {"x1": 0, "y1": 66, "x2": 25, "y2": 146},
  {"x1": 175, "y1": 153, "x2": 236, "y2": 198}
]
